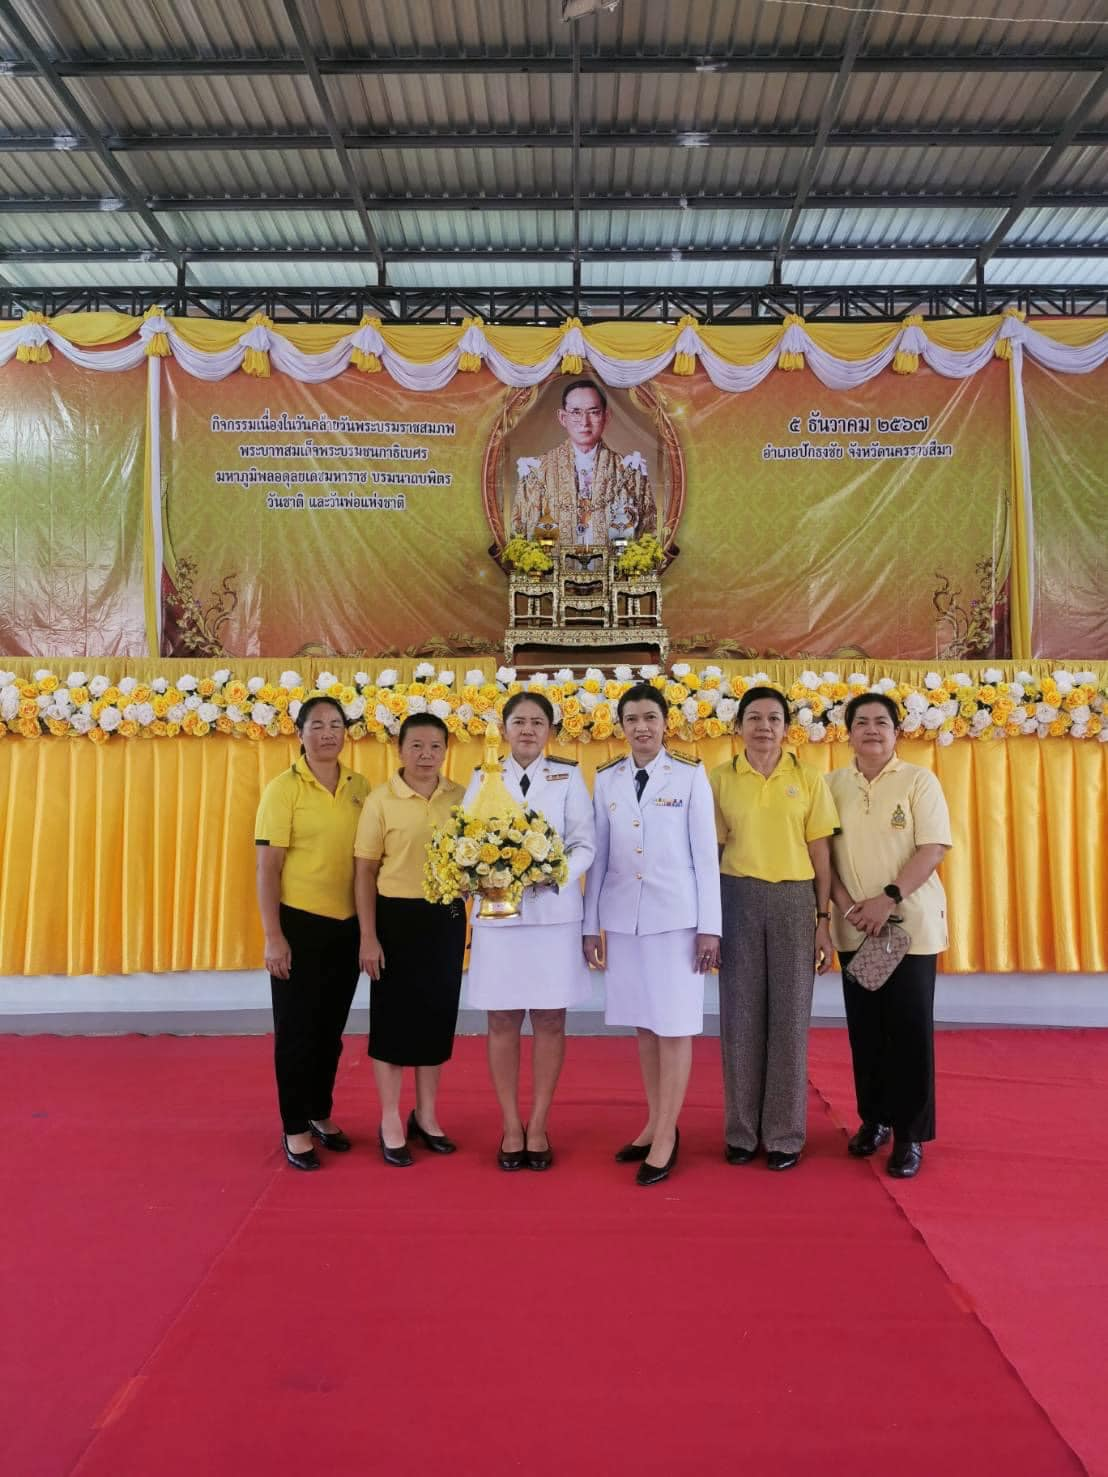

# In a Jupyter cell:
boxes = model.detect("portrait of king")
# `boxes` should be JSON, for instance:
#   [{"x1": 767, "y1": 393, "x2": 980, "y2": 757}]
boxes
[{"x1": 512, "y1": 379, "x2": 657, "y2": 546}]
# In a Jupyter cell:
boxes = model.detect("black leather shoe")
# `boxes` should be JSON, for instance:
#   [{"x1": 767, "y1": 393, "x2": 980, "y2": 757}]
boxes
[
  {"x1": 497, "y1": 1137, "x2": 527, "y2": 1171},
  {"x1": 848, "y1": 1122, "x2": 890, "y2": 1158},
  {"x1": 725, "y1": 1143, "x2": 758, "y2": 1165},
  {"x1": 525, "y1": 1134, "x2": 554, "y2": 1171},
  {"x1": 887, "y1": 1140, "x2": 923, "y2": 1178},
  {"x1": 283, "y1": 1135, "x2": 320, "y2": 1171},
  {"x1": 636, "y1": 1128, "x2": 679, "y2": 1187},
  {"x1": 614, "y1": 1141, "x2": 652, "y2": 1163},
  {"x1": 309, "y1": 1121, "x2": 352, "y2": 1152},
  {"x1": 766, "y1": 1150, "x2": 800, "y2": 1171},
  {"x1": 407, "y1": 1110, "x2": 457, "y2": 1154},
  {"x1": 378, "y1": 1131, "x2": 414, "y2": 1168}
]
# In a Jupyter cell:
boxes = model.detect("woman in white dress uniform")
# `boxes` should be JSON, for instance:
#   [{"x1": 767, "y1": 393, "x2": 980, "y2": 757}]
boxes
[
  {"x1": 462, "y1": 692, "x2": 596, "y2": 1172},
  {"x1": 583, "y1": 684, "x2": 721, "y2": 1186}
]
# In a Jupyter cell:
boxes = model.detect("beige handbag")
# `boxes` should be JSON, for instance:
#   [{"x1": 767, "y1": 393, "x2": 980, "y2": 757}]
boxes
[{"x1": 844, "y1": 920, "x2": 912, "y2": 991}]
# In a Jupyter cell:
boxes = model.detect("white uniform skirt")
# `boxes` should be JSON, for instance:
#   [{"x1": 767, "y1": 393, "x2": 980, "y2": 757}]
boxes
[
  {"x1": 466, "y1": 921, "x2": 593, "y2": 1011},
  {"x1": 604, "y1": 928, "x2": 705, "y2": 1037}
]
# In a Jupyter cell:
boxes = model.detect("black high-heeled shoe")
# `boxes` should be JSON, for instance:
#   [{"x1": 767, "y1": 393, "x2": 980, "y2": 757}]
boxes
[
  {"x1": 636, "y1": 1128, "x2": 679, "y2": 1187},
  {"x1": 283, "y1": 1135, "x2": 320, "y2": 1172},
  {"x1": 378, "y1": 1131, "x2": 414, "y2": 1168},
  {"x1": 614, "y1": 1140, "x2": 652, "y2": 1163},
  {"x1": 309, "y1": 1121, "x2": 352, "y2": 1152},
  {"x1": 497, "y1": 1136, "x2": 527, "y2": 1171},
  {"x1": 525, "y1": 1125, "x2": 553, "y2": 1171},
  {"x1": 407, "y1": 1109, "x2": 456, "y2": 1155}
]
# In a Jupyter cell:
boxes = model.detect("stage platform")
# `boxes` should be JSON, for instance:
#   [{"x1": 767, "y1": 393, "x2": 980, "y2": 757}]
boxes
[{"x1": 2, "y1": 1030, "x2": 1104, "y2": 1477}]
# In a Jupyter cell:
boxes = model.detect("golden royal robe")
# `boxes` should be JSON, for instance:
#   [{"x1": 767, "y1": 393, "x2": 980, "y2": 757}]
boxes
[{"x1": 514, "y1": 440, "x2": 655, "y2": 544}]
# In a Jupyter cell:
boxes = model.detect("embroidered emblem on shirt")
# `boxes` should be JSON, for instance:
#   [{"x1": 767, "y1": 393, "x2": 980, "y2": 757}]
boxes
[
  {"x1": 654, "y1": 797, "x2": 684, "y2": 808},
  {"x1": 786, "y1": 785, "x2": 800, "y2": 798},
  {"x1": 891, "y1": 803, "x2": 907, "y2": 829}
]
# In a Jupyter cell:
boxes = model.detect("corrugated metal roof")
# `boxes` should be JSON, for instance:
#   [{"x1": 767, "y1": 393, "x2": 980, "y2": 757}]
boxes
[
  {"x1": 787, "y1": 257, "x2": 973, "y2": 288},
  {"x1": 581, "y1": 259, "x2": 772, "y2": 289},
  {"x1": 792, "y1": 206, "x2": 1005, "y2": 250}
]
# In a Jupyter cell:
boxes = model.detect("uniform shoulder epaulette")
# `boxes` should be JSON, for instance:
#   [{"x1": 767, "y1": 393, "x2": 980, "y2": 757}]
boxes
[
  {"x1": 549, "y1": 755, "x2": 579, "y2": 766},
  {"x1": 667, "y1": 749, "x2": 701, "y2": 766},
  {"x1": 596, "y1": 755, "x2": 623, "y2": 773}
]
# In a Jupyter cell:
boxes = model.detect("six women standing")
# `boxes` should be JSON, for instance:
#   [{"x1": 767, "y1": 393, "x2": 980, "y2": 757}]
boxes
[{"x1": 257, "y1": 675, "x2": 950, "y2": 1181}]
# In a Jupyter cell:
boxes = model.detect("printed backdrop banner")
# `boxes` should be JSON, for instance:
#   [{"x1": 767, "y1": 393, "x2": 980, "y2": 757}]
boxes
[
  {"x1": 0, "y1": 357, "x2": 146, "y2": 655},
  {"x1": 160, "y1": 361, "x2": 1011, "y2": 662},
  {"x1": 1022, "y1": 359, "x2": 1108, "y2": 659},
  {"x1": 661, "y1": 360, "x2": 1011, "y2": 660}
]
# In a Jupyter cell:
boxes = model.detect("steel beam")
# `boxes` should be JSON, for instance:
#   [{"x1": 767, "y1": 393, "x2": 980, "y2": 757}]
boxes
[{"x1": 0, "y1": 51, "x2": 1105, "y2": 78}]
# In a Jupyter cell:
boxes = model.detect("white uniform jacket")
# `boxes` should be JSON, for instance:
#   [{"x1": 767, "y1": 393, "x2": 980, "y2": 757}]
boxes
[
  {"x1": 462, "y1": 758, "x2": 596, "y2": 929},
  {"x1": 583, "y1": 752, "x2": 721, "y2": 938}
]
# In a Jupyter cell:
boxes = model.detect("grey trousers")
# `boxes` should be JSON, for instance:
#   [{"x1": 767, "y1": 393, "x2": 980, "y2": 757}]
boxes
[{"x1": 719, "y1": 875, "x2": 816, "y2": 1155}]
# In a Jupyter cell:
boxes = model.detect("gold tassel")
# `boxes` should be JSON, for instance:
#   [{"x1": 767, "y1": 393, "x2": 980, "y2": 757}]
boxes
[
  {"x1": 559, "y1": 316, "x2": 585, "y2": 375},
  {"x1": 16, "y1": 311, "x2": 51, "y2": 364},
  {"x1": 673, "y1": 314, "x2": 699, "y2": 375},
  {"x1": 351, "y1": 314, "x2": 382, "y2": 373},
  {"x1": 892, "y1": 313, "x2": 925, "y2": 375},
  {"x1": 242, "y1": 312, "x2": 273, "y2": 378},
  {"x1": 458, "y1": 315, "x2": 484, "y2": 373},
  {"x1": 142, "y1": 305, "x2": 170, "y2": 357},
  {"x1": 994, "y1": 306, "x2": 1026, "y2": 362},
  {"x1": 777, "y1": 313, "x2": 805, "y2": 372}
]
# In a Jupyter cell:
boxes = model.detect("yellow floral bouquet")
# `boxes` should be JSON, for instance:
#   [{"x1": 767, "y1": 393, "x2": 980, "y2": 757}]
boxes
[
  {"x1": 424, "y1": 806, "x2": 569, "y2": 911},
  {"x1": 500, "y1": 535, "x2": 554, "y2": 575},
  {"x1": 614, "y1": 533, "x2": 665, "y2": 576}
]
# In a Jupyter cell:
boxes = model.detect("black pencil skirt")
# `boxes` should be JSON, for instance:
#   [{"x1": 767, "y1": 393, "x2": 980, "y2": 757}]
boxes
[{"x1": 369, "y1": 895, "x2": 466, "y2": 1066}]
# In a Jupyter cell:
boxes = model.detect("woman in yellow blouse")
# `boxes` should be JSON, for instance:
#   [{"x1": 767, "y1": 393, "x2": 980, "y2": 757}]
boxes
[
  {"x1": 255, "y1": 694, "x2": 369, "y2": 1172},
  {"x1": 355, "y1": 714, "x2": 466, "y2": 1167},
  {"x1": 826, "y1": 693, "x2": 952, "y2": 1179},
  {"x1": 710, "y1": 687, "x2": 838, "y2": 1171}
]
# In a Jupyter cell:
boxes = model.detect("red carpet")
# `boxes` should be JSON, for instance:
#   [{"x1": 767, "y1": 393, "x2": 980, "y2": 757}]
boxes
[{"x1": 1, "y1": 1032, "x2": 1100, "y2": 1477}]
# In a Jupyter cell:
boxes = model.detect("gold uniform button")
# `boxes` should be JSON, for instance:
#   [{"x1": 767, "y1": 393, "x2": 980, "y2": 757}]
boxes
[
  {"x1": 635, "y1": 847, "x2": 643, "y2": 854},
  {"x1": 635, "y1": 873, "x2": 642, "y2": 880},
  {"x1": 632, "y1": 819, "x2": 640, "y2": 828}
]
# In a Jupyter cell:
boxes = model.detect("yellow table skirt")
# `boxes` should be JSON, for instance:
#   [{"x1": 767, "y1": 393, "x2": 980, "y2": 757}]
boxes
[{"x1": 0, "y1": 733, "x2": 1104, "y2": 976}]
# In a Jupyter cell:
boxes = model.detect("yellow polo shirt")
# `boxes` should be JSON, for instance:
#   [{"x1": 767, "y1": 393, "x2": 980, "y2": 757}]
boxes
[
  {"x1": 826, "y1": 757, "x2": 952, "y2": 956},
  {"x1": 255, "y1": 757, "x2": 369, "y2": 919},
  {"x1": 710, "y1": 750, "x2": 839, "y2": 883},
  {"x1": 355, "y1": 772, "x2": 464, "y2": 899}
]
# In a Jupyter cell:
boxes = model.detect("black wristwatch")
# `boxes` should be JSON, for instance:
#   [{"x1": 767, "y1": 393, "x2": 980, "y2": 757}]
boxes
[{"x1": 883, "y1": 883, "x2": 903, "y2": 904}]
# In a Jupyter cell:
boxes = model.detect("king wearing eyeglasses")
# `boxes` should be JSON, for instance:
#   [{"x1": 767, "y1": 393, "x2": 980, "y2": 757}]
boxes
[{"x1": 513, "y1": 379, "x2": 656, "y2": 546}]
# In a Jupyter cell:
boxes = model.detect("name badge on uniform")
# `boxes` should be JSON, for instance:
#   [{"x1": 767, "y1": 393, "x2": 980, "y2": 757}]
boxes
[
  {"x1": 654, "y1": 797, "x2": 684, "y2": 808},
  {"x1": 891, "y1": 803, "x2": 907, "y2": 829},
  {"x1": 546, "y1": 772, "x2": 569, "y2": 782}
]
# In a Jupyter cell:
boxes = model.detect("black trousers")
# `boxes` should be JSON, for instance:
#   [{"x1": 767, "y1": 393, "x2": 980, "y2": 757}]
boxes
[
  {"x1": 840, "y1": 951, "x2": 937, "y2": 1143},
  {"x1": 270, "y1": 904, "x2": 360, "y2": 1136}
]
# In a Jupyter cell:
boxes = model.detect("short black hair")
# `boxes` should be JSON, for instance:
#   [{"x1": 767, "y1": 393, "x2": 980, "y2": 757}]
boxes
[
  {"x1": 398, "y1": 712, "x2": 450, "y2": 747},
  {"x1": 502, "y1": 690, "x2": 555, "y2": 726},
  {"x1": 737, "y1": 685, "x2": 790, "y2": 726},
  {"x1": 560, "y1": 378, "x2": 608, "y2": 412},
  {"x1": 617, "y1": 682, "x2": 667, "y2": 724},
  {"x1": 845, "y1": 692, "x2": 902, "y2": 730},
  {"x1": 294, "y1": 694, "x2": 348, "y2": 732}
]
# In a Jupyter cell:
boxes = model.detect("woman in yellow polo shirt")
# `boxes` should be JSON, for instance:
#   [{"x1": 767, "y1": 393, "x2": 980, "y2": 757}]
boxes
[
  {"x1": 826, "y1": 693, "x2": 952, "y2": 1180},
  {"x1": 354, "y1": 714, "x2": 466, "y2": 1167},
  {"x1": 709, "y1": 686, "x2": 838, "y2": 1171},
  {"x1": 255, "y1": 693, "x2": 369, "y2": 1172}
]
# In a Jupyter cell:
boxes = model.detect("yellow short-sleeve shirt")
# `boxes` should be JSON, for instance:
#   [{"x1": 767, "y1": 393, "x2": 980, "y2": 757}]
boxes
[
  {"x1": 826, "y1": 756, "x2": 952, "y2": 956},
  {"x1": 354, "y1": 772, "x2": 465, "y2": 899},
  {"x1": 709, "y1": 750, "x2": 839, "y2": 883},
  {"x1": 254, "y1": 756, "x2": 369, "y2": 920}
]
